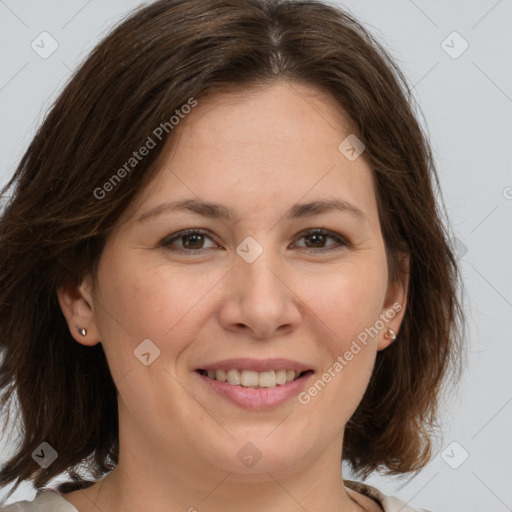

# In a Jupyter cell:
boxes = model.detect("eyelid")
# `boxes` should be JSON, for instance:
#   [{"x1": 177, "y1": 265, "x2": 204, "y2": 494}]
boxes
[
  {"x1": 161, "y1": 227, "x2": 350, "y2": 254},
  {"x1": 160, "y1": 228, "x2": 219, "y2": 252},
  {"x1": 293, "y1": 228, "x2": 350, "y2": 252}
]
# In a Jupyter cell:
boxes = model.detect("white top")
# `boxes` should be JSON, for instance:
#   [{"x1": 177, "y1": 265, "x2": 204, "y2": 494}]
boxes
[{"x1": 0, "y1": 481, "x2": 435, "y2": 511}]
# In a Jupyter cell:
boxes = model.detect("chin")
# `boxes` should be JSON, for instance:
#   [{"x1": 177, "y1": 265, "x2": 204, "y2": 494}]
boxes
[{"x1": 202, "y1": 435, "x2": 311, "y2": 477}]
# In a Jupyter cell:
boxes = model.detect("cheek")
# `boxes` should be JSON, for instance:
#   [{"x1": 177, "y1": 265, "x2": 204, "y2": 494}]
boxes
[
  {"x1": 304, "y1": 258, "x2": 388, "y2": 354},
  {"x1": 93, "y1": 252, "x2": 223, "y2": 374},
  {"x1": 298, "y1": 273, "x2": 383, "y2": 423}
]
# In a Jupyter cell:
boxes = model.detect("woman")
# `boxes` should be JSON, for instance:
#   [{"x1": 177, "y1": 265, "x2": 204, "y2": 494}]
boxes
[{"x1": 0, "y1": 0, "x2": 465, "y2": 511}]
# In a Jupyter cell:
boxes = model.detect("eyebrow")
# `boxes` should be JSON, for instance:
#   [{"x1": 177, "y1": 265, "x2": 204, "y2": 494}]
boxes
[{"x1": 136, "y1": 198, "x2": 367, "y2": 224}]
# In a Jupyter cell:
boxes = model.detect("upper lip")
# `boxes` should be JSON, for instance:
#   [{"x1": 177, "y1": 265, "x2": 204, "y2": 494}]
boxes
[{"x1": 195, "y1": 358, "x2": 313, "y2": 373}]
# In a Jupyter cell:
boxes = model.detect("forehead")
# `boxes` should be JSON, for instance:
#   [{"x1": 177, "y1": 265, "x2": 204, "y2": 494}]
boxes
[
  {"x1": 124, "y1": 81, "x2": 379, "y2": 229},
  {"x1": 175, "y1": 81, "x2": 357, "y2": 151}
]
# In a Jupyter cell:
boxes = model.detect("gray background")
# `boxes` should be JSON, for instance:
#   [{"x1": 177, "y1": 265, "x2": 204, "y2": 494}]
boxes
[{"x1": 1, "y1": 1, "x2": 511, "y2": 510}]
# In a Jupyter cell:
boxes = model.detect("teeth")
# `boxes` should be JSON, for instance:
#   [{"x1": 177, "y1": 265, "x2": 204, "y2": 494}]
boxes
[
  {"x1": 257, "y1": 371, "x2": 276, "y2": 388},
  {"x1": 241, "y1": 370, "x2": 259, "y2": 387},
  {"x1": 275, "y1": 369, "x2": 287, "y2": 385},
  {"x1": 203, "y1": 369, "x2": 305, "y2": 388},
  {"x1": 227, "y1": 369, "x2": 241, "y2": 385},
  {"x1": 215, "y1": 369, "x2": 227, "y2": 382}
]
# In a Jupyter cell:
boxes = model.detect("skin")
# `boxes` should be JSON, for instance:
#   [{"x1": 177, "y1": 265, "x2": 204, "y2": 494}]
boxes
[{"x1": 57, "y1": 80, "x2": 409, "y2": 512}]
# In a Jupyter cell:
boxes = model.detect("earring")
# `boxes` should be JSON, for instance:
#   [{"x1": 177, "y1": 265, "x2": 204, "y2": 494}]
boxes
[
  {"x1": 384, "y1": 328, "x2": 396, "y2": 341},
  {"x1": 77, "y1": 327, "x2": 87, "y2": 336}
]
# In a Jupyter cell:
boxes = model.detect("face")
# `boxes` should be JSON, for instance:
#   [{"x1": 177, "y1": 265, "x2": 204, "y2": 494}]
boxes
[{"x1": 58, "y1": 81, "x2": 407, "y2": 481}]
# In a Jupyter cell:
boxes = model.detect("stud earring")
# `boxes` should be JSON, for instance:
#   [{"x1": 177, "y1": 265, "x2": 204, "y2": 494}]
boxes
[
  {"x1": 77, "y1": 327, "x2": 87, "y2": 336},
  {"x1": 384, "y1": 328, "x2": 396, "y2": 341}
]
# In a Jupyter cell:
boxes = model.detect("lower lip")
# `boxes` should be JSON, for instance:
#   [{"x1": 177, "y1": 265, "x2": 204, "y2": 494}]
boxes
[{"x1": 195, "y1": 371, "x2": 314, "y2": 410}]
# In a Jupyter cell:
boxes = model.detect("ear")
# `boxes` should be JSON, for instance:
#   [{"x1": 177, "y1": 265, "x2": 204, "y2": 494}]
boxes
[
  {"x1": 377, "y1": 252, "x2": 410, "y2": 351},
  {"x1": 56, "y1": 273, "x2": 101, "y2": 346}
]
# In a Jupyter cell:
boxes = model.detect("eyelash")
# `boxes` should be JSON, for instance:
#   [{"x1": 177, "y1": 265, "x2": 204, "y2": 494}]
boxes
[{"x1": 161, "y1": 228, "x2": 349, "y2": 255}]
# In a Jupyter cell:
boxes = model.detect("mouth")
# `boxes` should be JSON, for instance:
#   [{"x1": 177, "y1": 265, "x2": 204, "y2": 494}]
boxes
[
  {"x1": 193, "y1": 358, "x2": 315, "y2": 409},
  {"x1": 195, "y1": 368, "x2": 314, "y2": 389},
  {"x1": 194, "y1": 366, "x2": 315, "y2": 410}
]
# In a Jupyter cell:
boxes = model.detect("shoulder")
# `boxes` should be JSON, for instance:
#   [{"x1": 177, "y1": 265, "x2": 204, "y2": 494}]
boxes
[
  {"x1": 0, "y1": 490, "x2": 79, "y2": 512},
  {"x1": 344, "y1": 479, "x2": 437, "y2": 512}
]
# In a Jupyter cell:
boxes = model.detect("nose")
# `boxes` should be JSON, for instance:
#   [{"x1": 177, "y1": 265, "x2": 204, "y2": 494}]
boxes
[{"x1": 218, "y1": 243, "x2": 301, "y2": 339}]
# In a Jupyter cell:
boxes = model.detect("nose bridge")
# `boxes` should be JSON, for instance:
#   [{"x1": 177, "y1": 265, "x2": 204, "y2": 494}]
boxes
[
  {"x1": 235, "y1": 233, "x2": 284, "y2": 296},
  {"x1": 227, "y1": 233, "x2": 298, "y2": 335}
]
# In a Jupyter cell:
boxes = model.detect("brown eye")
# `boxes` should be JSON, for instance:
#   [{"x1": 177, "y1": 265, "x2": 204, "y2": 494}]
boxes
[
  {"x1": 304, "y1": 232, "x2": 329, "y2": 248},
  {"x1": 294, "y1": 229, "x2": 348, "y2": 253},
  {"x1": 161, "y1": 228, "x2": 348, "y2": 255},
  {"x1": 180, "y1": 233, "x2": 205, "y2": 250},
  {"x1": 162, "y1": 229, "x2": 217, "y2": 254}
]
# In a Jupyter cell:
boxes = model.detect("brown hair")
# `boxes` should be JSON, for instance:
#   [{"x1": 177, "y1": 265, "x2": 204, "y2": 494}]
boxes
[{"x1": 0, "y1": 0, "x2": 465, "y2": 501}]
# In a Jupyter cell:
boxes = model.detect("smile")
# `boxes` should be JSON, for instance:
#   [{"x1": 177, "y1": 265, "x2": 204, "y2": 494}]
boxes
[
  {"x1": 195, "y1": 369, "x2": 314, "y2": 410},
  {"x1": 196, "y1": 368, "x2": 313, "y2": 388}
]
